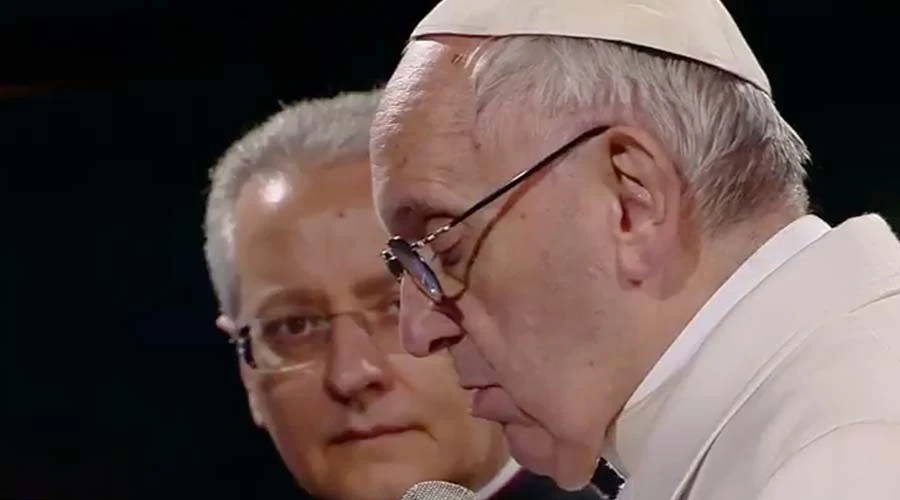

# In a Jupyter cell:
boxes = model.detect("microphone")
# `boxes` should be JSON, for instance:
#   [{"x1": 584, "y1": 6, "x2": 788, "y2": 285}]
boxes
[{"x1": 400, "y1": 481, "x2": 475, "y2": 500}]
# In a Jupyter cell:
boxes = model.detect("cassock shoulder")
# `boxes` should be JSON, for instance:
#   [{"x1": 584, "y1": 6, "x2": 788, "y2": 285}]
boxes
[{"x1": 756, "y1": 423, "x2": 900, "y2": 500}]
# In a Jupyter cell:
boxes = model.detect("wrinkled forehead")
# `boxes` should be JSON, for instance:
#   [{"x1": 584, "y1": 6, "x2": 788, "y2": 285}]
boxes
[{"x1": 371, "y1": 37, "x2": 482, "y2": 237}]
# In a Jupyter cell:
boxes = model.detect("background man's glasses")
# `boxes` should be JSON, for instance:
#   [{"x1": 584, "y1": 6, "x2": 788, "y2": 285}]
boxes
[
  {"x1": 232, "y1": 300, "x2": 402, "y2": 372},
  {"x1": 381, "y1": 126, "x2": 610, "y2": 302}
]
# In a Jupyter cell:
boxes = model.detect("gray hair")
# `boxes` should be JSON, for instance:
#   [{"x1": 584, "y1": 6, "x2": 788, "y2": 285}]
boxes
[
  {"x1": 203, "y1": 89, "x2": 383, "y2": 318},
  {"x1": 465, "y1": 36, "x2": 810, "y2": 232}
]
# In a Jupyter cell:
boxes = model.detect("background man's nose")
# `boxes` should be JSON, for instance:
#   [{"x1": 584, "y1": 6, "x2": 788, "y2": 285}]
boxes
[
  {"x1": 324, "y1": 315, "x2": 393, "y2": 406},
  {"x1": 399, "y1": 278, "x2": 463, "y2": 357}
]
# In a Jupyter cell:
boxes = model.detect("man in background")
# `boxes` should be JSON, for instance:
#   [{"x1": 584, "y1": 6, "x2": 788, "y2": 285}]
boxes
[
  {"x1": 371, "y1": 0, "x2": 900, "y2": 498},
  {"x1": 202, "y1": 90, "x2": 615, "y2": 499}
]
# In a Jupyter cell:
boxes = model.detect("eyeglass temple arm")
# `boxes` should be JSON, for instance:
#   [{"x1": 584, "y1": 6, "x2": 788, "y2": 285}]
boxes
[
  {"x1": 430, "y1": 126, "x2": 609, "y2": 243},
  {"x1": 416, "y1": 126, "x2": 609, "y2": 247}
]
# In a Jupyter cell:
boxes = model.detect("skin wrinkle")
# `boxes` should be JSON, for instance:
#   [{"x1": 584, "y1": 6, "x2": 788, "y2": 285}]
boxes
[{"x1": 373, "y1": 42, "x2": 485, "y2": 237}]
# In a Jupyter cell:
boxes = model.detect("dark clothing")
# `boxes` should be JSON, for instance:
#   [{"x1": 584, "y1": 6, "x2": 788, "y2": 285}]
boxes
[
  {"x1": 492, "y1": 463, "x2": 621, "y2": 500},
  {"x1": 591, "y1": 460, "x2": 624, "y2": 499}
]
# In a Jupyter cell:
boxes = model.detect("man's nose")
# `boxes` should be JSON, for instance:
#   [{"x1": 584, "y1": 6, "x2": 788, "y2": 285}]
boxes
[
  {"x1": 398, "y1": 278, "x2": 463, "y2": 357},
  {"x1": 324, "y1": 315, "x2": 393, "y2": 405}
]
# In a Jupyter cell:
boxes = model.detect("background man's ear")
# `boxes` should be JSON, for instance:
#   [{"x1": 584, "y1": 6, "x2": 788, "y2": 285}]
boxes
[
  {"x1": 215, "y1": 314, "x2": 236, "y2": 335},
  {"x1": 241, "y1": 362, "x2": 267, "y2": 429},
  {"x1": 215, "y1": 314, "x2": 266, "y2": 428}
]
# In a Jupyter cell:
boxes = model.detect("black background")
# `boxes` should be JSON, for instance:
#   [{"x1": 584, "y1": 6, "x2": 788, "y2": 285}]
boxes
[{"x1": 2, "y1": 1, "x2": 896, "y2": 498}]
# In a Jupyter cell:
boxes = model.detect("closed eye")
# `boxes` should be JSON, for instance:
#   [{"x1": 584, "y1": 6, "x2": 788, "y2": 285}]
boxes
[
  {"x1": 423, "y1": 217, "x2": 464, "y2": 268},
  {"x1": 434, "y1": 239, "x2": 463, "y2": 268}
]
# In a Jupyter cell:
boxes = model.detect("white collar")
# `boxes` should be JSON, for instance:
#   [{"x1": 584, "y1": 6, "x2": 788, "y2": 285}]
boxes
[
  {"x1": 475, "y1": 458, "x2": 521, "y2": 499},
  {"x1": 624, "y1": 215, "x2": 831, "y2": 410}
]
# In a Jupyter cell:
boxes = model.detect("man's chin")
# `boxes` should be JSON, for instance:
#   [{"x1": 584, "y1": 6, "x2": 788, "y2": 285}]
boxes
[
  {"x1": 503, "y1": 423, "x2": 555, "y2": 476},
  {"x1": 550, "y1": 468, "x2": 594, "y2": 492},
  {"x1": 503, "y1": 424, "x2": 596, "y2": 491}
]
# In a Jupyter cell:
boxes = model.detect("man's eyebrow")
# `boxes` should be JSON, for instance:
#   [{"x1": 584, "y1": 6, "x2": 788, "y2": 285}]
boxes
[
  {"x1": 252, "y1": 287, "x2": 322, "y2": 318},
  {"x1": 383, "y1": 177, "x2": 466, "y2": 236}
]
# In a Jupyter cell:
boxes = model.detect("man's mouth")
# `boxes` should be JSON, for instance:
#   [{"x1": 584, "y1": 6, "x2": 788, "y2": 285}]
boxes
[
  {"x1": 460, "y1": 379, "x2": 497, "y2": 391},
  {"x1": 330, "y1": 425, "x2": 418, "y2": 444},
  {"x1": 471, "y1": 387, "x2": 495, "y2": 417},
  {"x1": 471, "y1": 386, "x2": 526, "y2": 425}
]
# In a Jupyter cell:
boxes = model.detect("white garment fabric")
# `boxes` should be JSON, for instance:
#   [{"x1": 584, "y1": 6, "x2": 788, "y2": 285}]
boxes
[
  {"x1": 625, "y1": 215, "x2": 831, "y2": 410},
  {"x1": 475, "y1": 458, "x2": 521, "y2": 499}
]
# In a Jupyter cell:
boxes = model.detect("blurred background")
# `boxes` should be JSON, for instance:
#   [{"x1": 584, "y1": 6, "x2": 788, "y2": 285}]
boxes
[{"x1": 2, "y1": 0, "x2": 895, "y2": 498}]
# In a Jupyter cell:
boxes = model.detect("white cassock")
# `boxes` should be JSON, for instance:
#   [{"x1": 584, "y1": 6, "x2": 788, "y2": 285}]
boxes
[{"x1": 607, "y1": 214, "x2": 900, "y2": 499}]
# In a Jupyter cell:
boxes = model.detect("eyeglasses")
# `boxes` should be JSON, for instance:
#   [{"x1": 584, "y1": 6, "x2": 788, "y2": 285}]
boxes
[
  {"x1": 231, "y1": 298, "x2": 402, "y2": 372},
  {"x1": 381, "y1": 125, "x2": 610, "y2": 302}
]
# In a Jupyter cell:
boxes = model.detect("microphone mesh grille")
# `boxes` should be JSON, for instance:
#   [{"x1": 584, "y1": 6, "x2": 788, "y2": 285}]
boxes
[{"x1": 400, "y1": 481, "x2": 475, "y2": 500}]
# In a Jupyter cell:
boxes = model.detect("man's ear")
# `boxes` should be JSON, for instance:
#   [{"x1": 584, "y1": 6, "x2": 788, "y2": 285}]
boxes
[
  {"x1": 604, "y1": 126, "x2": 681, "y2": 283},
  {"x1": 215, "y1": 314, "x2": 266, "y2": 428},
  {"x1": 239, "y1": 362, "x2": 267, "y2": 428}
]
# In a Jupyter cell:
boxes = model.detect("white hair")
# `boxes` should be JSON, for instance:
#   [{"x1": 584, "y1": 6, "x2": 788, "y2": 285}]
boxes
[
  {"x1": 465, "y1": 36, "x2": 810, "y2": 231},
  {"x1": 203, "y1": 89, "x2": 383, "y2": 318}
]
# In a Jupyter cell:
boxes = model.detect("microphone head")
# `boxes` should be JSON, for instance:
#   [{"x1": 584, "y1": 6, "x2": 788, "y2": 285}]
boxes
[{"x1": 400, "y1": 481, "x2": 475, "y2": 500}]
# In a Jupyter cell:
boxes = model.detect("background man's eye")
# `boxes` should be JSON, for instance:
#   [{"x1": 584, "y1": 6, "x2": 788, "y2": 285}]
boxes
[
  {"x1": 284, "y1": 317, "x2": 308, "y2": 334},
  {"x1": 262, "y1": 315, "x2": 326, "y2": 338}
]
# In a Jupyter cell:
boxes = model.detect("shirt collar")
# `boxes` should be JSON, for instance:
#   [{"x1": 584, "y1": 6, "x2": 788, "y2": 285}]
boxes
[{"x1": 624, "y1": 215, "x2": 831, "y2": 411}]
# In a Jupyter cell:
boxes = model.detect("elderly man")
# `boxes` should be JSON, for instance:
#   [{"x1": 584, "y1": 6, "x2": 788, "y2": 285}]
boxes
[
  {"x1": 203, "y1": 90, "x2": 613, "y2": 499},
  {"x1": 371, "y1": 1, "x2": 900, "y2": 499}
]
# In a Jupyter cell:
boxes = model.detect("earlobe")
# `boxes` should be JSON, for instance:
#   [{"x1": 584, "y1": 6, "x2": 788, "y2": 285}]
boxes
[
  {"x1": 240, "y1": 363, "x2": 267, "y2": 429},
  {"x1": 246, "y1": 388, "x2": 267, "y2": 428},
  {"x1": 217, "y1": 314, "x2": 264, "y2": 426}
]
